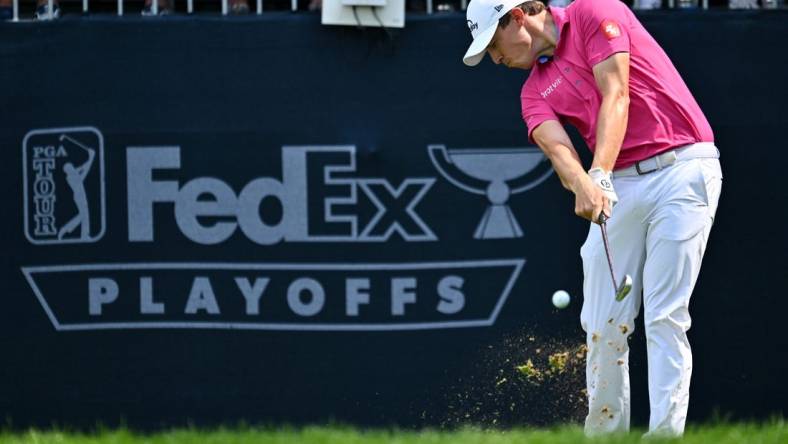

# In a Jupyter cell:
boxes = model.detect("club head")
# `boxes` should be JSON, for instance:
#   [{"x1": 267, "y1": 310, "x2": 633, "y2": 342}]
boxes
[{"x1": 615, "y1": 274, "x2": 633, "y2": 301}]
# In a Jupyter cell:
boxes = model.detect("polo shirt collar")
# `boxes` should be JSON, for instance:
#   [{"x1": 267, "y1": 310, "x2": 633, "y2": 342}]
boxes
[{"x1": 549, "y1": 6, "x2": 570, "y2": 47}]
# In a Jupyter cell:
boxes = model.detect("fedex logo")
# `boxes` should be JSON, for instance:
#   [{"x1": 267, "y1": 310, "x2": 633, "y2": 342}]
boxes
[{"x1": 127, "y1": 146, "x2": 436, "y2": 245}]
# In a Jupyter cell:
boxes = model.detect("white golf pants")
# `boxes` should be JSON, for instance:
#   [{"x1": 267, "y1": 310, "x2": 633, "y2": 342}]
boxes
[{"x1": 579, "y1": 144, "x2": 722, "y2": 436}]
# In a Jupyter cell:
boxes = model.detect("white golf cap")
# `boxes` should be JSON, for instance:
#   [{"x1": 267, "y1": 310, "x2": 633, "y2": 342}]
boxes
[{"x1": 463, "y1": 0, "x2": 525, "y2": 66}]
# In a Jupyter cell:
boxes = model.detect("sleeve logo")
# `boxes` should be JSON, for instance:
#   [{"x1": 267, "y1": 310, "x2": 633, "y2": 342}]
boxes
[{"x1": 600, "y1": 19, "x2": 621, "y2": 40}]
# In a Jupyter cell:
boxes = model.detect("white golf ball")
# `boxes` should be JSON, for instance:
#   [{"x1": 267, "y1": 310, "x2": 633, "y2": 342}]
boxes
[{"x1": 552, "y1": 290, "x2": 571, "y2": 309}]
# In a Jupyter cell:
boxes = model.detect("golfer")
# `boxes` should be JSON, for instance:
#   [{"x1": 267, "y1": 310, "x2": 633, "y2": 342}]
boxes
[
  {"x1": 462, "y1": 0, "x2": 722, "y2": 436},
  {"x1": 58, "y1": 143, "x2": 95, "y2": 240}
]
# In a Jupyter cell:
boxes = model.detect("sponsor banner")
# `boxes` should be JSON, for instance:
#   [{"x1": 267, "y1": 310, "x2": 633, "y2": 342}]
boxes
[
  {"x1": 14, "y1": 127, "x2": 555, "y2": 332},
  {"x1": 4, "y1": 14, "x2": 783, "y2": 428},
  {"x1": 24, "y1": 260, "x2": 524, "y2": 331}
]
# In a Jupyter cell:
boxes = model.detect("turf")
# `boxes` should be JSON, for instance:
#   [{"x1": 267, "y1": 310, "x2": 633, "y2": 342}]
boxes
[{"x1": 0, "y1": 421, "x2": 785, "y2": 444}]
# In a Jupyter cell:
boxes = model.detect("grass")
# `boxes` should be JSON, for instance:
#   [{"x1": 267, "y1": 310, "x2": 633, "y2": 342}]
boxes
[{"x1": 0, "y1": 420, "x2": 785, "y2": 444}]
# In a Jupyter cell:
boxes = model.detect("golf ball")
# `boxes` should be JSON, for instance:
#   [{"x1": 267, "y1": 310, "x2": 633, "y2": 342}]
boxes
[{"x1": 552, "y1": 290, "x2": 570, "y2": 309}]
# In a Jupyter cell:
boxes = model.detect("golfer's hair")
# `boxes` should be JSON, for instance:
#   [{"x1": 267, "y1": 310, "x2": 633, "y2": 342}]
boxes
[{"x1": 498, "y1": 0, "x2": 546, "y2": 28}]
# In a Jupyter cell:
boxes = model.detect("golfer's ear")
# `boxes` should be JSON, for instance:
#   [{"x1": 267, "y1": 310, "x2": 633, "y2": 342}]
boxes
[{"x1": 509, "y1": 6, "x2": 525, "y2": 24}]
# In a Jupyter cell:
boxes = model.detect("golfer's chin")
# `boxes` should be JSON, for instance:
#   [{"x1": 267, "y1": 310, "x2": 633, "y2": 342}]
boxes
[{"x1": 510, "y1": 59, "x2": 534, "y2": 70}]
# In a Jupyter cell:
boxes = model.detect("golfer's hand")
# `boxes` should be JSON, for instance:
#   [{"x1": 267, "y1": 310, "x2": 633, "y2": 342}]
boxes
[
  {"x1": 571, "y1": 172, "x2": 612, "y2": 224},
  {"x1": 588, "y1": 168, "x2": 619, "y2": 208}
]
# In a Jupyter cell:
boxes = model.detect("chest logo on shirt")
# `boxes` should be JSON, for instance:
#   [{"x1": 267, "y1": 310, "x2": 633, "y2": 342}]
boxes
[
  {"x1": 600, "y1": 19, "x2": 621, "y2": 40},
  {"x1": 540, "y1": 76, "x2": 563, "y2": 99}
]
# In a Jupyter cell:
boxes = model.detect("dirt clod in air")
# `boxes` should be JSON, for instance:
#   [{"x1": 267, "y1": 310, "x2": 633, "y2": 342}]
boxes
[
  {"x1": 548, "y1": 352, "x2": 569, "y2": 374},
  {"x1": 576, "y1": 345, "x2": 588, "y2": 360},
  {"x1": 619, "y1": 324, "x2": 629, "y2": 335},
  {"x1": 516, "y1": 359, "x2": 542, "y2": 382},
  {"x1": 431, "y1": 328, "x2": 588, "y2": 428}
]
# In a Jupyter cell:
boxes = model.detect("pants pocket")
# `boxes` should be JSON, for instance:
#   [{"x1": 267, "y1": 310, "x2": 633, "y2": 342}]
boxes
[
  {"x1": 698, "y1": 158, "x2": 723, "y2": 221},
  {"x1": 648, "y1": 160, "x2": 714, "y2": 242}
]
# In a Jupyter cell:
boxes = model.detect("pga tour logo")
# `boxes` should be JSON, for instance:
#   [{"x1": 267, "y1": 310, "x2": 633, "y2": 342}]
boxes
[{"x1": 22, "y1": 127, "x2": 106, "y2": 245}]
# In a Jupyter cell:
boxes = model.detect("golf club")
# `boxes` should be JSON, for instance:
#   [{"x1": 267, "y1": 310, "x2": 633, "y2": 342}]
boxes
[{"x1": 598, "y1": 212, "x2": 632, "y2": 301}]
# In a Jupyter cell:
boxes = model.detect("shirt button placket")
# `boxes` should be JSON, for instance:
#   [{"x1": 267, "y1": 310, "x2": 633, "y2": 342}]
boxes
[{"x1": 560, "y1": 63, "x2": 588, "y2": 95}]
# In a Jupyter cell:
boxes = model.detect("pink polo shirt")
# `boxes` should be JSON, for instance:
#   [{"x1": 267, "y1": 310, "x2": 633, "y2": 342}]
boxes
[{"x1": 521, "y1": 0, "x2": 714, "y2": 170}]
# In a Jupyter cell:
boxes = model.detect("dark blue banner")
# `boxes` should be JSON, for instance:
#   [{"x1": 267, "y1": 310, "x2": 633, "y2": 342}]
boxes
[{"x1": 0, "y1": 11, "x2": 786, "y2": 429}]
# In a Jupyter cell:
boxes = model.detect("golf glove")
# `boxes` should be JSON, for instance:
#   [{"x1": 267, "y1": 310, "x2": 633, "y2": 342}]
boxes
[{"x1": 588, "y1": 167, "x2": 619, "y2": 208}]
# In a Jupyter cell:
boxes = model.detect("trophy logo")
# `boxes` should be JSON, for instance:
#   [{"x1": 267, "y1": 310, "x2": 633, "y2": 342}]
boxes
[{"x1": 428, "y1": 145, "x2": 553, "y2": 239}]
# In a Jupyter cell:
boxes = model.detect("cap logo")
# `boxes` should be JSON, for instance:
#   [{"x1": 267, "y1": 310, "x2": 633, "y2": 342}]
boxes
[
  {"x1": 494, "y1": 4, "x2": 504, "y2": 11},
  {"x1": 467, "y1": 20, "x2": 479, "y2": 32}
]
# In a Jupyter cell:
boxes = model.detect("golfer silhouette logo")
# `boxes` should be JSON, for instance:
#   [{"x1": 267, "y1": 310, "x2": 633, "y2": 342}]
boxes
[
  {"x1": 23, "y1": 127, "x2": 106, "y2": 245},
  {"x1": 58, "y1": 135, "x2": 95, "y2": 240}
]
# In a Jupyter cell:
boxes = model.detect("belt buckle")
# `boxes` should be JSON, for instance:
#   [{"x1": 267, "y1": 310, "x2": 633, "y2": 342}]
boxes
[
  {"x1": 635, "y1": 158, "x2": 658, "y2": 175},
  {"x1": 661, "y1": 150, "x2": 678, "y2": 166}
]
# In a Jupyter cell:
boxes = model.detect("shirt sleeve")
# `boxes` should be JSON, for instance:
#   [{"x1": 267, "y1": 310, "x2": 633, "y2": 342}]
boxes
[
  {"x1": 521, "y1": 82, "x2": 560, "y2": 144},
  {"x1": 573, "y1": 0, "x2": 632, "y2": 68}
]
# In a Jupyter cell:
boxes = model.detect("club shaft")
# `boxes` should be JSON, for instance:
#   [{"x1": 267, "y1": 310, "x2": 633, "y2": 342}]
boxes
[
  {"x1": 60, "y1": 135, "x2": 93, "y2": 152},
  {"x1": 599, "y1": 222, "x2": 619, "y2": 289}
]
